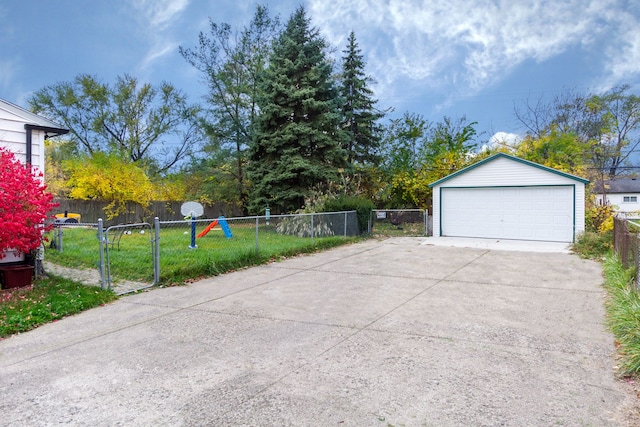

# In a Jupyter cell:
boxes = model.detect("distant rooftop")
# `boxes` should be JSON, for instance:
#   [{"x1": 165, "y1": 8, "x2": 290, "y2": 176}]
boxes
[{"x1": 593, "y1": 178, "x2": 640, "y2": 194}]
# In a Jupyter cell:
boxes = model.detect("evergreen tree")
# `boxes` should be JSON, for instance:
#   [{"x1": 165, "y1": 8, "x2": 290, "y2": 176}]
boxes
[
  {"x1": 180, "y1": 5, "x2": 280, "y2": 211},
  {"x1": 248, "y1": 6, "x2": 346, "y2": 213},
  {"x1": 340, "y1": 31, "x2": 385, "y2": 166}
]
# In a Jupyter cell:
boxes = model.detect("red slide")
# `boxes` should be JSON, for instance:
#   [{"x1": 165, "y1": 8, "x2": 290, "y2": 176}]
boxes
[{"x1": 197, "y1": 220, "x2": 218, "y2": 238}]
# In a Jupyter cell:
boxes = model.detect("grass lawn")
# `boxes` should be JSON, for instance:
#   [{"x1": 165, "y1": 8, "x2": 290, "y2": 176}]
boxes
[
  {"x1": 602, "y1": 253, "x2": 640, "y2": 375},
  {"x1": 574, "y1": 230, "x2": 640, "y2": 376},
  {"x1": 45, "y1": 222, "x2": 361, "y2": 286},
  {"x1": 0, "y1": 275, "x2": 116, "y2": 338},
  {"x1": 371, "y1": 221, "x2": 426, "y2": 237}
]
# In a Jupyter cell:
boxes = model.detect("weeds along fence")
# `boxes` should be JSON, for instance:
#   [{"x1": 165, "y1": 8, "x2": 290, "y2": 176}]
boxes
[
  {"x1": 48, "y1": 211, "x2": 359, "y2": 292},
  {"x1": 613, "y1": 216, "x2": 640, "y2": 286},
  {"x1": 369, "y1": 209, "x2": 429, "y2": 236}
]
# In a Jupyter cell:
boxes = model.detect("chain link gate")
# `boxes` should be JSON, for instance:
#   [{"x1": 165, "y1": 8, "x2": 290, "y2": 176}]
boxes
[{"x1": 97, "y1": 218, "x2": 160, "y2": 294}]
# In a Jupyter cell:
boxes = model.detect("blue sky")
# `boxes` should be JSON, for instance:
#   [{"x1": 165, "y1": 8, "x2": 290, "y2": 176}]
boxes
[{"x1": 2, "y1": 0, "x2": 639, "y2": 147}]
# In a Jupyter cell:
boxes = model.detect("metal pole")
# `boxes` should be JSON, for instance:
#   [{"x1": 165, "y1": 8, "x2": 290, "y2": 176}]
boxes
[
  {"x1": 311, "y1": 213, "x2": 314, "y2": 243},
  {"x1": 57, "y1": 225, "x2": 63, "y2": 252},
  {"x1": 189, "y1": 213, "x2": 197, "y2": 249},
  {"x1": 97, "y1": 219, "x2": 106, "y2": 290},
  {"x1": 255, "y1": 217, "x2": 259, "y2": 253},
  {"x1": 424, "y1": 209, "x2": 428, "y2": 236},
  {"x1": 154, "y1": 217, "x2": 160, "y2": 285},
  {"x1": 344, "y1": 212, "x2": 348, "y2": 236}
]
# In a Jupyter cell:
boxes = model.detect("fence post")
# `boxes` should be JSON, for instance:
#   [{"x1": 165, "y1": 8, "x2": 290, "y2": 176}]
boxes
[
  {"x1": 344, "y1": 212, "x2": 348, "y2": 236},
  {"x1": 311, "y1": 213, "x2": 314, "y2": 243},
  {"x1": 255, "y1": 217, "x2": 260, "y2": 253},
  {"x1": 154, "y1": 217, "x2": 160, "y2": 285},
  {"x1": 424, "y1": 209, "x2": 428, "y2": 236},
  {"x1": 97, "y1": 218, "x2": 106, "y2": 290},
  {"x1": 56, "y1": 225, "x2": 63, "y2": 252}
]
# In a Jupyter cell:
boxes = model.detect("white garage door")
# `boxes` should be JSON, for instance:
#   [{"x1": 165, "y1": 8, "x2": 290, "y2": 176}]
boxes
[{"x1": 441, "y1": 186, "x2": 574, "y2": 242}]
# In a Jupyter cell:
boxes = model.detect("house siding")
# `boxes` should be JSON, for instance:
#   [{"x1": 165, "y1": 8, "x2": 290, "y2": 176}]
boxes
[
  {"x1": 597, "y1": 194, "x2": 640, "y2": 213},
  {"x1": 0, "y1": 104, "x2": 47, "y2": 174},
  {"x1": 432, "y1": 156, "x2": 586, "y2": 240}
]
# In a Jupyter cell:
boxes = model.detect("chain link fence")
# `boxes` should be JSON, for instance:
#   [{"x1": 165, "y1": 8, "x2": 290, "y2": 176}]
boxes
[
  {"x1": 369, "y1": 209, "x2": 429, "y2": 236},
  {"x1": 48, "y1": 211, "x2": 359, "y2": 291}
]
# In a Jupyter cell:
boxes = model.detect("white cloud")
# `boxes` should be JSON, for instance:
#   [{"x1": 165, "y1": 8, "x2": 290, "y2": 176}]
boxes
[
  {"x1": 489, "y1": 132, "x2": 522, "y2": 147},
  {"x1": 128, "y1": 0, "x2": 190, "y2": 74},
  {"x1": 0, "y1": 59, "x2": 18, "y2": 92},
  {"x1": 599, "y1": 8, "x2": 640, "y2": 91},
  {"x1": 130, "y1": 0, "x2": 190, "y2": 30},
  {"x1": 480, "y1": 132, "x2": 522, "y2": 152},
  {"x1": 308, "y1": 0, "x2": 626, "y2": 97},
  {"x1": 139, "y1": 42, "x2": 180, "y2": 71}
]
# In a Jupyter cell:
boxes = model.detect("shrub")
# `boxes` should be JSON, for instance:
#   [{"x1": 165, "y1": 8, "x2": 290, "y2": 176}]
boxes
[
  {"x1": 586, "y1": 204, "x2": 615, "y2": 233},
  {"x1": 0, "y1": 148, "x2": 57, "y2": 258},
  {"x1": 572, "y1": 231, "x2": 613, "y2": 259},
  {"x1": 276, "y1": 215, "x2": 335, "y2": 238},
  {"x1": 322, "y1": 195, "x2": 374, "y2": 234}
]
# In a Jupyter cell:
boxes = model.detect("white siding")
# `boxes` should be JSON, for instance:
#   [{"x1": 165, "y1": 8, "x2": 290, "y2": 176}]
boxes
[
  {"x1": 597, "y1": 194, "x2": 640, "y2": 213},
  {"x1": 432, "y1": 155, "x2": 586, "y2": 241},
  {"x1": 439, "y1": 156, "x2": 581, "y2": 187},
  {"x1": 0, "y1": 105, "x2": 46, "y2": 175}
]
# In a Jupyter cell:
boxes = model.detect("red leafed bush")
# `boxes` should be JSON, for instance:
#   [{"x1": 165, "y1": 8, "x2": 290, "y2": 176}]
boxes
[{"x1": 0, "y1": 147, "x2": 58, "y2": 258}]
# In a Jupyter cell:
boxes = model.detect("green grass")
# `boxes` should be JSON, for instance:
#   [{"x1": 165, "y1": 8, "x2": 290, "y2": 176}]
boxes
[
  {"x1": 571, "y1": 231, "x2": 613, "y2": 259},
  {"x1": 0, "y1": 275, "x2": 116, "y2": 338},
  {"x1": 45, "y1": 223, "x2": 361, "y2": 285},
  {"x1": 602, "y1": 253, "x2": 640, "y2": 376},
  {"x1": 371, "y1": 221, "x2": 426, "y2": 237}
]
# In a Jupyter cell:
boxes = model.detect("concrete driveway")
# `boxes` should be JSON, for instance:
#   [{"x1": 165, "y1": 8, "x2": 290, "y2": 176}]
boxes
[{"x1": 0, "y1": 237, "x2": 636, "y2": 426}]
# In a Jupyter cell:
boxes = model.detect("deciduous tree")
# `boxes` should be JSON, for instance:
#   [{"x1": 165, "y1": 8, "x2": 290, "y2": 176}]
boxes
[
  {"x1": 29, "y1": 74, "x2": 201, "y2": 174},
  {"x1": 64, "y1": 152, "x2": 155, "y2": 219},
  {"x1": 180, "y1": 5, "x2": 280, "y2": 209},
  {"x1": 514, "y1": 85, "x2": 640, "y2": 179}
]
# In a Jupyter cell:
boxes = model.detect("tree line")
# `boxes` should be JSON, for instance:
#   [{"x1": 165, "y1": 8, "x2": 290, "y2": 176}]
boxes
[{"x1": 30, "y1": 5, "x2": 640, "y2": 218}]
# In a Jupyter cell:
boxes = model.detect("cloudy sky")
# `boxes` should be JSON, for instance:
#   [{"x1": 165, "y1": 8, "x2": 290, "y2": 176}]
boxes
[{"x1": 1, "y1": 0, "x2": 639, "y2": 146}]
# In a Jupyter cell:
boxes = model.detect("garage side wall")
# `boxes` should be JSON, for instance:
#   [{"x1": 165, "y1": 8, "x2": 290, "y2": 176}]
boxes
[{"x1": 432, "y1": 157, "x2": 586, "y2": 240}]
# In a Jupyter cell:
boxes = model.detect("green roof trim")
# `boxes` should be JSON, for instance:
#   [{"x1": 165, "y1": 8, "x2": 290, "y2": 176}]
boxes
[{"x1": 428, "y1": 152, "x2": 590, "y2": 188}]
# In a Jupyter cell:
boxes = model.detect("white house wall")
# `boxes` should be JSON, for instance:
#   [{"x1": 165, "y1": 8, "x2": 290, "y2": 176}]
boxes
[
  {"x1": 432, "y1": 156, "x2": 586, "y2": 240},
  {"x1": 597, "y1": 194, "x2": 640, "y2": 213},
  {"x1": 0, "y1": 106, "x2": 45, "y2": 175}
]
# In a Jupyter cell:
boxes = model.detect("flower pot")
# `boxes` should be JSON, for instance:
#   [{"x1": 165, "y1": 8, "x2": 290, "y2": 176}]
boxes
[
  {"x1": 0, "y1": 265, "x2": 34, "y2": 289},
  {"x1": 0, "y1": 249, "x2": 25, "y2": 264}
]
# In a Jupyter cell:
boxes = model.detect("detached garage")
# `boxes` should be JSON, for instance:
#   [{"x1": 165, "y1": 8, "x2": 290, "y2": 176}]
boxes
[{"x1": 429, "y1": 153, "x2": 589, "y2": 243}]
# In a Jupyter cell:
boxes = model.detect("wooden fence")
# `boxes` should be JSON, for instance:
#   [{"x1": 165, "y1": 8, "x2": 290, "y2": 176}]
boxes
[
  {"x1": 53, "y1": 199, "x2": 241, "y2": 226},
  {"x1": 614, "y1": 217, "x2": 640, "y2": 273}
]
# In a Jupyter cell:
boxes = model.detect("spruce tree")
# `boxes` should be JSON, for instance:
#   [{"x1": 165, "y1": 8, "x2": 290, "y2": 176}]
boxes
[
  {"x1": 340, "y1": 31, "x2": 385, "y2": 166},
  {"x1": 248, "y1": 6, "x2": 346, "y2": 214}
]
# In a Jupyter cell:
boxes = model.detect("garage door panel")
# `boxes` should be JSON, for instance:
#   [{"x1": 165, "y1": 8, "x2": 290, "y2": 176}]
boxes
[{"x1": 441, "y1": 186, "x2": 573, "y2": 242}]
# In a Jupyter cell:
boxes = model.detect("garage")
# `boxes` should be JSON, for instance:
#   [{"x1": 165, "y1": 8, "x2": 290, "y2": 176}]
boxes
[{"x1": 430, "y1": 153, "x2": 589, "y2": 243}]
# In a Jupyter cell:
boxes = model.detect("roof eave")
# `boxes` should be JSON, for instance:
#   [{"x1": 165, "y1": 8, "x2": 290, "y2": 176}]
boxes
[{"x1": 429, "y1": 152, "x2": 590, "y2": 187}]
